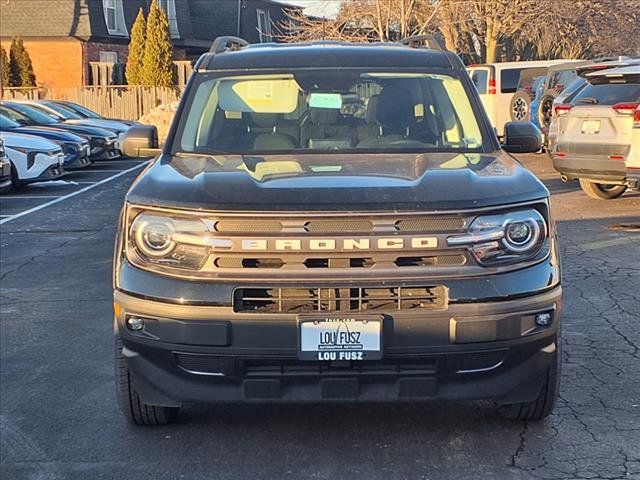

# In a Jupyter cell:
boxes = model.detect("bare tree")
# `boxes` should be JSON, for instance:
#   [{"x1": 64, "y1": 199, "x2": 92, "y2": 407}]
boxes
[{"x1": 284, "y1": 0, "x2": 640, "y2": 62}]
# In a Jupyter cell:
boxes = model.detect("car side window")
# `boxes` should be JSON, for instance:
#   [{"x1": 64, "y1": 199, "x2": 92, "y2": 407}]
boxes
[{"x1": 500, "y1": 69, "x2": 522, "y2": 94}]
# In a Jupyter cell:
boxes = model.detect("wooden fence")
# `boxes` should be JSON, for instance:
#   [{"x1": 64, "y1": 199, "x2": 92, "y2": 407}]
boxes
[{"x1": 1, "y1": 85, "x2": 185, "y2": 121}]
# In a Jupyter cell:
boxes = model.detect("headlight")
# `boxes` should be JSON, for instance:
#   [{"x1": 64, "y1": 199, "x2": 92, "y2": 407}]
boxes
[
  {"x1": 127, "y1": 211, "x2": 212, "y2": 271},
  {"x1": 447, "y1": 209, "x2": 548, "y2": 265}
]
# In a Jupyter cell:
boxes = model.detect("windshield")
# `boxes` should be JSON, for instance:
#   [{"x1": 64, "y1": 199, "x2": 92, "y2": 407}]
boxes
[
  {"x1": 2, "y1": 103, "x2": 59, "y2": 125},
  {"x1": 570, "y1": 77, "x2": 640, "y2": 105},
  {"x1": 42, "y1": 102, "x2": 83, "y2": 119},
  {"x1": 62, "y1": 102, "x2": 100, "y2": 118},
  {"x1": 0, "y1": 114, "x2": 21, "y2": 129},
  {"x1": 172, "y1": 70, "x2": 486, "y2": 155}
]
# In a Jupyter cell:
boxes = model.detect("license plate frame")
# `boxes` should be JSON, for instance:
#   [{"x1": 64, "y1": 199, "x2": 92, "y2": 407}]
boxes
[
  {"x1": 581, "y1": 119, "x2": 601, "y2": 135},
  {"x1": 297, "y1": 314, "x2": 383, "y2": 361}
]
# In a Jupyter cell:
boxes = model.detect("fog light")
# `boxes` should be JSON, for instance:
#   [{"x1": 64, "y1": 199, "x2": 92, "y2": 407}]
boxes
[
  {"x1": 127, "y1": 317, "x2": 145, "y2": 331},
  {"x1": 535, "y1": 312, "x2": 552, "y2": 326}
]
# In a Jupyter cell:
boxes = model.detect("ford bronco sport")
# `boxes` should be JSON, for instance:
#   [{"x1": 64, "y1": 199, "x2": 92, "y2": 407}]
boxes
[{"x1": 114, "y1": 36, "x2": 561, "y2": 425}]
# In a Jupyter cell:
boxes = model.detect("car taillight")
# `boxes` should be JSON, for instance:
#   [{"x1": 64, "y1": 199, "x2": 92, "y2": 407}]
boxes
[
  {"x1": 612, "y1": 102, "x2": 640, "y2": 116},
  {"x1": 554, "y1": 104, "x2": 573, "y2": 116},
  {"x1": 488, "y1": 78, "x2": 496, "y2": 95},
  {"x1": 635, "y1": 106, "x2": 640, "y2": 127}
]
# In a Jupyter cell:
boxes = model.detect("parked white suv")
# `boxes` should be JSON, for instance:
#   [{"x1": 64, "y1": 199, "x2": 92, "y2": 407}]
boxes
[
  {"x1": 550, "y1": 65, "x2": 640, "y2": 199},
  {"x1": 0, "y1": 132, "x2": 65, "y2": 186},
  {"x1": 467, "y1": 60, "x2": 581, "y2": 137}
]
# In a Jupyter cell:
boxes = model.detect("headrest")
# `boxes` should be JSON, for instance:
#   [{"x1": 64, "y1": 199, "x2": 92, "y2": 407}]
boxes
[
  {"x1": 250, "y1": 112, "x2": 282, "y2": 128},
  {"x1": 365, "y1": 95, "x2": 380, "y2": 124},
  {"x1": 375, "y1": 86, "x2": 415, "y2": 130},
  {"x1": 309, "y1": 108, "x2": 339, "y2": 126}
]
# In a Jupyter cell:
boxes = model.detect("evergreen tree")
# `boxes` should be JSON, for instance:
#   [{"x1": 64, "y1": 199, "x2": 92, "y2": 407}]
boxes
[
  {"x1": 0, "y1": 46, "x2": 10, "y2": 88},
  {"x1": 126, "y1": 8, "x2": 146, "y2": 85},
  {"x1": 9, "y1": 37, "x2": 36, "y2": 87},
  {"x1": 141, "y1": 0, "x2": 174, "y2": 87}
]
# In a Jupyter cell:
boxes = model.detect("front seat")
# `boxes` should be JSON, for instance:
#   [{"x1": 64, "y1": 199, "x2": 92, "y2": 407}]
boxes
[
  {"x1": 356, "y1": 86, "x2": 423, "y2": 148},
  {"x1": 250, "y1": 113, "x2": 298, "y2": 151}
]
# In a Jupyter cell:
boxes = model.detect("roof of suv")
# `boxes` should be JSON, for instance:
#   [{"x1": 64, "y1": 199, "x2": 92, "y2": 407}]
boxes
[{"x1": 196, "y1": 42, "x2": 459, "y2": 71}]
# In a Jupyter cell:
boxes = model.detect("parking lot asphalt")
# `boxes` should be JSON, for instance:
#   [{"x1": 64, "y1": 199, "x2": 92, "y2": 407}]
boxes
[{"x1": 1, "y1": 154, "x2": 639, "y2": 480}]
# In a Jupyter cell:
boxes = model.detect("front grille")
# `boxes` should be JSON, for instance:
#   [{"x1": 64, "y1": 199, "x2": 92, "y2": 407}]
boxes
[
  {"x1": 213, "y1": 254, "x2": 466, "y2": 270},
  {"x1": 174, "y1": 353, "x2": 438, "y2": 377},
  {"x1": 233, "y1": 286, "x2": 448, "y2": 313},
  {"x1": 215, "y1": 220, "x2": 282, "y2": 233},
  {"x1": 208, "y1": 213, "x2": 469, "y2": 236},
  {"x1": 395, "y1": 217, "x2": 466, "y2": 232},
  {"x1": 243, "y1": 357, "x2": 438, "y2": 377},
  {"x1": 305, "y1": 220, "x2": 374, "y2": 233}
]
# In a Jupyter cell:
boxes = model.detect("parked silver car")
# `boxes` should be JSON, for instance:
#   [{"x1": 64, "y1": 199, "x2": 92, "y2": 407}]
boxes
[{"x1": 550, "y1": 65, "x2": 640, "y2": 199}]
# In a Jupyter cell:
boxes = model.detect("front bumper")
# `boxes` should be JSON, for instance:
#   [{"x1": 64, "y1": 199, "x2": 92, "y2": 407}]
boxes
[
  {"x1": 0, "y1": 161, "x2": 11, "y2": 192},
  {"x1": 64, "y1": 149, "x2": 91, "y2": 169},
  {"x1": 114, "y1": 285, "x2": 562, "y2": 407},
  {"x1": 24, "y1": 164, "x2": 65, "y2": 184},
  {"x1": 90, "y1": 140, "x2": 121, "y2": 160},
  {"x1": 553, "y1": 154, "x2": 627, "y2": 183}
]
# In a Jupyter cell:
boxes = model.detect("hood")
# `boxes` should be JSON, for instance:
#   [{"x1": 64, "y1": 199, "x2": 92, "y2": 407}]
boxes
[
  {"x1": 0, "y1": 131, "x2": 61, "y2": 150},
  {"x1": 12, "y1": 126, "x2": 86, "y2": 143},
  {"x1": 35, "y1": 124, "x2": 116, "y2": 138},
  {"x1": 65, "y1": 119, "x2": 127, "y2": 133},
  {"x1": 126, "y1": 151, "x2": 549, "y2": 212}
]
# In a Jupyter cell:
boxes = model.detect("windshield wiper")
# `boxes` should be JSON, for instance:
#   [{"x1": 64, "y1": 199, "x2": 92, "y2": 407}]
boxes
[{"x1": 577, "y1": 97, "x2": 599, "y2": 104}]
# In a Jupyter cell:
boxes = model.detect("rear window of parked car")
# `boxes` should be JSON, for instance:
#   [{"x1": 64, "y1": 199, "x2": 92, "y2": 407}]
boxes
[{"x1": 571, "y1": 78, "x2": 640, "y2": 105}]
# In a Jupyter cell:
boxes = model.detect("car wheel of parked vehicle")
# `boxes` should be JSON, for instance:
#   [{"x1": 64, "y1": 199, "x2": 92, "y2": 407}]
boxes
[
  {"x1": 578, "y1": 179, "x2": 627, "y2": 200},
  {"x1": 538, "y1": 90, "x2": 558, "y2": 130},
  {"x1": 9, "y1": 164, "x2": 22, "y2": 188},
  {"x1": 510, "y1": 90, "x2": 531, "y2": 121},
  {"x1": 499, "y1": 328, "x2": 561, "y2": 421},
  {"x1": 115, "y1": 336, "x2": 179, "y2": 425}
]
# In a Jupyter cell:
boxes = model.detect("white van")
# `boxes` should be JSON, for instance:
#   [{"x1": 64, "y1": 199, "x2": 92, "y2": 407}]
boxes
[{"x1": 467, "y1": 60, "x2": 581, "y2": 137}]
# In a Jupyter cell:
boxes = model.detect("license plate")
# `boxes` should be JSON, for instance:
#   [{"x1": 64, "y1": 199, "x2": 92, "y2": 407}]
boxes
[
  {"x1": 581, "y1": 120, "x2": 601, "y2": 134},
  {"x1": 297, "y1": 315, "x2": 382, "y2": 361}
]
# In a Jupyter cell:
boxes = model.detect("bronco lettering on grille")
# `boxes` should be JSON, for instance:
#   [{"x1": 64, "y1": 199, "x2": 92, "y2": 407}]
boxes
[{"x1": 240, "y1": 237, "x2": 438, "y2": 251}]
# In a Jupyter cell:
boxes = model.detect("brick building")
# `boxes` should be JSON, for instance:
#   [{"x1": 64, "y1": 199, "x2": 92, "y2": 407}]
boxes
[{"x1": 0, "y1": 0, "x2": 298, "y2": 89}]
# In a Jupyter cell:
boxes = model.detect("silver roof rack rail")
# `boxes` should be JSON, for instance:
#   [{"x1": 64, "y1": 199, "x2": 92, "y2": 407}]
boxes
[
  {"x1": 400, "y1": 35, "x2": 447, "y2": 52},
  {"x1": 210, "y1": 36, "x2": 249, "y2": 54}
]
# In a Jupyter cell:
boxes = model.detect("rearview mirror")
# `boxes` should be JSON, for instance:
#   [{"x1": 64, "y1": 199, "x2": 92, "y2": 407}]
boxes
[{"x1": 502, "y1": 122, "x2": 542, "y2": 153}]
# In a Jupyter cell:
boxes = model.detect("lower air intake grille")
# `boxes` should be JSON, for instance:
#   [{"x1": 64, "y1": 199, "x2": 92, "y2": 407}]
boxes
[{"x1": 233, "y1": 286, "x2": 448, "y2": 313}]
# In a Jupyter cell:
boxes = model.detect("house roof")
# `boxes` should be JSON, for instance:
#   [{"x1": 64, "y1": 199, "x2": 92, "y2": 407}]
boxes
[{"x1": 0, "y1": 0, "x2": 93, "y2": 38}]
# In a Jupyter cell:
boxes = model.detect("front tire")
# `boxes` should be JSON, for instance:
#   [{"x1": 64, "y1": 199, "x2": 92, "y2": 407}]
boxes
[
  {"x1": 579, "y1": 179, "x2": 627, "y2": 200},
  {"x1": 499, "y1": 329, "x2": 561, "y2": 421},
  {"x1": 115, "y1": 336, "x2": 179, "y2": 425}
]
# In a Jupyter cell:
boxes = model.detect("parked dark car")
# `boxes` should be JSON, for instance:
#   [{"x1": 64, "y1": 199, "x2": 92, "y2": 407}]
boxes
[
  {"x1": 0, "y1": 102, "x2": 120, "y2": 160},
  {"x1": 114, "y1": 37, "x2": 560, "y2": 426},
  {"x1": 29, "y1": 100, "x2": 159, "y2": 158},
  {"x1": 22, "y1": 100, "x2": 130, "y2": 137},
  {"x1": 50, "y1": 100, "x2": 141, "y2": 127},
  {"x1": 0, "y1": 114, "x2": 90, "y2": 169}
]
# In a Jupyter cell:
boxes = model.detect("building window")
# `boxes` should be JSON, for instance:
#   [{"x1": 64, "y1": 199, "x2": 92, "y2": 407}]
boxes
[
  {"x1": 99, "y1": 51, "x2": 118, "y2": 63},
  {"x1": 158, "y1": 0, "x2": 180, "y2": 38},
  {"x1": 103, "y1": 0, "x2": 127, "y2": 36},
  {"x1": 257, "y1": 9, "x2": 272, "y2": 43}
]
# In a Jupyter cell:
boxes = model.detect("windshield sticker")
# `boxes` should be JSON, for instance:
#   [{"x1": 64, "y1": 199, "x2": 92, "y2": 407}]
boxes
[{"x1": 309, "y1": 93, "x2": 343, "y2": 109}]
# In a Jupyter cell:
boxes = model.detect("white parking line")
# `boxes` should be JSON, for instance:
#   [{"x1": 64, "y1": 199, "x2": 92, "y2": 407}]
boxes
[
  {"x1": 1, "y1": 195, "x2": 61, "y2": 199},
  {"x1": 71, "y1": 169, "x2": 124, "y2": 173},
  {"x1": 0, "y1": 161, "x2": 149, "y2": 225}
]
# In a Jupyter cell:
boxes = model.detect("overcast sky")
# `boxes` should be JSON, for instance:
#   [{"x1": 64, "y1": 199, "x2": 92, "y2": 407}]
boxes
[{"x1": 275, "y1": 0, "x2": 342, "y2": 18}]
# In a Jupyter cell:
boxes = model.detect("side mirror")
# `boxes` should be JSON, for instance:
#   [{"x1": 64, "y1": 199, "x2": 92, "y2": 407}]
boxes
[
  {"x1": 502, "y1": 122, "x2": 542, "y2": 153},
  {"x1": 120, "y1": 125, "x2": 161, "y2": 158}
]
